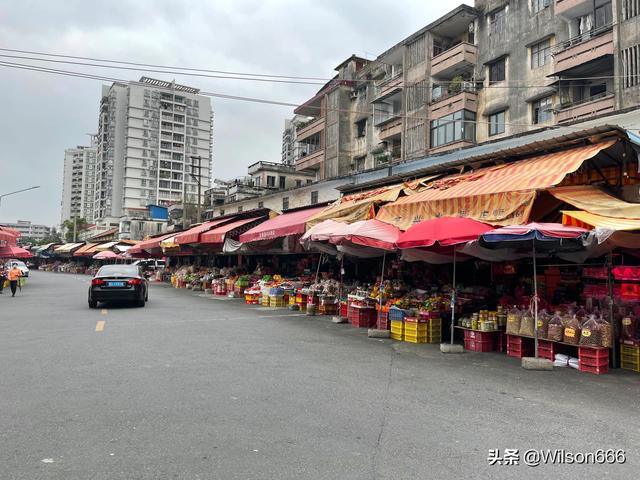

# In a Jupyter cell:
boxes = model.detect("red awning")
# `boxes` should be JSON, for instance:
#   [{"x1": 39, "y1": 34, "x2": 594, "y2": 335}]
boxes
[
  {"x1": 0, "y1": 228, "x2": 19, "y2": 246},
  {"x1": 239, "y1": 207, "x2": 326, "y2": 244},
  {"x1": 175, "y1": 219, "x2": 229, "y2": 245},
  {"x1": 0, "y1": 245, "x2": 32, "y2": 259},
  {"x1": 137, "y1": 232, "x2": 176, "y2": 252},
  {"x1": 200, "y1": 217, "x2": 262, "y2": 244},
  {"x1": 329, "y1": 219, "x2": 402, "y2": 251},
  {"x1": 396, "y1": 217, "x2": 494, "y2": 249}
]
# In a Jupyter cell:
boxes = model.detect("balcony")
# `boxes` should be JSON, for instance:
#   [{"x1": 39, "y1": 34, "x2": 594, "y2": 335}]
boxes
[
  {"x1": 373, "y1": 72, "x2": 403, "y2": 102},
  {"x1": 555, "y1": 0, "x2": 608, "y2": 18},
  {"x1": 429, "y1": 88, "x2": 478, "y2": 120},
  {"x1": 552, "y1": 26, "x2": 614, "y2": 75},
  {"x1": 431, "y1": 42, "x2": 477, "y2": 79},
  {"x1": 374, "y1": 108, "x2": 403, "y2": 127},
  {"x1": 430, "y1": 140, "x2": 475, "y2": 155},
  {"x1": 296, "y1": 117, "x2": 325, "y2": 142},
  {"x1": 295, "y1": 148, "x2": 324, "y2": 171},
  {"x1": 556, "y1": 92, "x2": 615, "y2": 123},
  {"x1": 378, "y1": 117, "x2": 402, "y2": 140}
]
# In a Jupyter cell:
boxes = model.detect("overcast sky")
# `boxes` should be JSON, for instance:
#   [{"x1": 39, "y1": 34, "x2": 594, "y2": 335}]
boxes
[{"x1": 0, "y1": 0, "x2": 471, "y2": 226}]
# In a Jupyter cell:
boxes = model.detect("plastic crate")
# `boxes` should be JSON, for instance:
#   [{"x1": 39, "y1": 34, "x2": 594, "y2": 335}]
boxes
[
  {"x1": 319, "y1": 303, "x2": 338, "y2": 316},
  {"x1": 405, "y1": 322, "x2": 428, "y2": 334},
  {"x1": 464, "y1": 338, "x2": 495, "y2": 352},
  {"x1": 269, "y1": 296, "x2": 285, "y2": 308},
  {"x1": 388, "y1": 307, "x2": 407, "y2": 321},
  {"x1": 621, "y1": 344, "x2": 640, "y2": 359},
  {"x1": 404, "y1": 332, "x2": 428, "y2": 344},
  {"x1": 261, "y1": 295, "x2": 270, "y2": 306},
  {"x1": 621, "y1": 356, "x2": 640, "y2": 372},
  {"x1": 579, "y1": 363, "x2": 609, "y2": 375},
  {"x1": 506, "y1": 335, "x2": 534, "y2": 358},
  {"x1": 377, "y1": 311, "x2": 390, "y2": 330},
  {"x1": 464, "y1": 330, "x2": 496, "y2": 342},
  {"x1": 289, "y1": 295, "x2": 296, "y2": 306},
  {"x1": 537, "y1": 340, "x2": 557, "y2": 361},
  {"x1": 390, "y1": 320, "x2": 404, "y2": 340},
  {"x1": 349, "y1": 307, "x2": 376, "y2": 328},
  {"x1": 296, "y1": 293, "x2": 307, "y2": 305},
  {"x1": 405, "y1": 315, "x2": 429, "y2": 324},
  {"x1": 340, "y1": 302, "x2": 348, "y2": 318}
]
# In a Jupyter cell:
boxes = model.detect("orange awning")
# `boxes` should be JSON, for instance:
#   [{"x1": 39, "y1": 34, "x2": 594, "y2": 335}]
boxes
[
  {"x1": 377, "y1": 141, "x2": 615, "y2": 229},
  {"x1": 562, "y1": 211, "x2": 640, "y2": 231},
  {"x1": 73, "y1": 243, "x2": 99, "y2": 257},
  {"x1": 550, "y1": 185, "x2": 640, "y2": 219}
]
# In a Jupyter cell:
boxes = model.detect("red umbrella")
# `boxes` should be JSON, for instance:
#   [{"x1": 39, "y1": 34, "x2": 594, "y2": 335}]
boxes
[
  {"x1": 0, "y1": 245, "x2": 33, "y2": 258},
  {"x1": 329, "y1": 219, "x2": 401, "y2": 252},
  {"x1": 93, "y1": 250, "x2": 122, "y2": 260},
  {"x1": 396, "y1": 217, "x2": 494, "y2": 249}
]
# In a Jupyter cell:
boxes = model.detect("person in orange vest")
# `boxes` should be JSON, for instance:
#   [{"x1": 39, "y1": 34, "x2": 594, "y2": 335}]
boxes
[{"x1": 7, "y1": 263, "x2": 22, "y2": 297}]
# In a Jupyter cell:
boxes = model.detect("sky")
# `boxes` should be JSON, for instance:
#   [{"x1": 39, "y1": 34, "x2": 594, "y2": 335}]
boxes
[{"x1": 0, "y1": 0, "x2": 472, "y2": 226}]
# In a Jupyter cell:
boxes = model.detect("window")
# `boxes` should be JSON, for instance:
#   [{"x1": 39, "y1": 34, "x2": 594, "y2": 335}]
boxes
[
  {"x1": 531, "y1": 39, "x2": 551, "y2": 68},
  {"x1": 622, "y1": 44, "x2": 640, "y2": 88},
  {"x1": 311, "y1": 191, "x2": 319, "y2": 204},
  {"x1": 488, "y1": 111, "x2": 506, "y2": 137},
  {"x1": 430, "y1": 110, "x2": 476, "y2": 148},
  {"x1": 282, "y1": 197, "x2": 289, "y2": 210},
  {"x1": 489, "y1": 58, "x2": 506, "y2": 84},
  {"x1": 279, "y1": 176, "x2": 286, "y2": 189},
  {"x1": 623, "y1": 0, "x2": 640, "y2": 20},
  {"x1": 295, "y1": 179, "x2": 302, "y2": 187},
  {"x1": 306, "y1": 179, "x2": 313, "y2": 185},
  {"x1": 532, "y1": 96, "x2": 553, "y2": 124},
  {"x1": 355, "y1": 119, "x2": 367, "y2": 138},
  {"x1": 267, "y1": 175, "x2": 276, "y2": 187},
  {"x1": 489, "y1": 8, "x2": 506, "y2": 35},
  {"x1": 258, "y1": 201, "x2": 264, "y2": 208},
  {"x1": 532, "y1": 0, "x2": 550, "y2": 14}
]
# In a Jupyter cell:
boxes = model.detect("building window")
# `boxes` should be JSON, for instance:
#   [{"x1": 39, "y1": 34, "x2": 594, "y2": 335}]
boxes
[
  {"x1": 489, "y1": 58, "x2": 506, "y2": 84},
  {"x1": 532, "y1": 96, "x2": 553, "y2": 124},
  {"x1": 488, "y1": 111, "x2": 506, "y2": 137},
  {"x1": 489, "y1": 7, "x2": 506, "y2": 35},
  {"x1": 267, "y1": 175, "x2": 276, "y2": 187},
  {"x1": 282, "y1": 197, "x2": 289, "y2": 210},
  {"x1": 306, "y1": 179, "x2": 313, "y2": 185},
  {"x1": 623, "y1": 0, "x2": 640, "y2": 20},
  {"x1": 532, "y1": 0, "x2": 550, "y2": 14},
  {"x1": 355, "y1": 119, "x2": 367, "y2": 138},
  {"x1": 531, "y1": 39, "x2": 551, "y2": 69},
  {"x1": 311, "y1": 191, "x2": 319, "y2": 204},
  {"x1": 622, "y1": 44, "x2": 640, "y2": 88},
  {"x1": 295, "y1": 179, "x2": 302, "y2": 187},
  {"x1": 430, "y1": 110, "x2": 476, "y2": 148},
  {"x1": 258, "y1": 201, "x2": 264, "y2": 208},
  {"x1": 279, "y1": 176, "x2": 286, "y2": 189}
]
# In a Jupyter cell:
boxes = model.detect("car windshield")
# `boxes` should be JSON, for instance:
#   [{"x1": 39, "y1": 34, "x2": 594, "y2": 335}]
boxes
[{"x1": 96, "y1": 265, "x2": 139, "y2": 277}]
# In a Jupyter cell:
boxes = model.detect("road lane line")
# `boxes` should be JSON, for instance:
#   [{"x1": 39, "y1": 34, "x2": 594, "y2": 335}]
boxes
[{"x1": 95, "y1": 320, "x2": 105, "y2": 332}]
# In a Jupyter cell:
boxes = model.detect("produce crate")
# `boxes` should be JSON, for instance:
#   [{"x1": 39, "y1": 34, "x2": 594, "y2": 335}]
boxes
[
  {"x1": 506, "y1": 335, "x2": 534, "y2": 359},
  {"x1": 269, "y1": 295, "x2": 285, "y2": 308},
  {"x1": 261, "y1": 295, "x2": 270, "y2": 307},
  {"x1": 244, "y1": 293, "x2": 260, "y2": 305},
  {"x1": 213, "y1": 284, "x2": 227, "y2": 296},
  {"x1": 319, "y1": 303, "x2": 338, "y2": 316},
  {"x1": 296, "y1": 293, "x2": 308, "y2": 305},
  {"x1": 537, "y1": 340, "x2": 557, "y2": 361},
  {"x1": 377, "y1": 311, "x2": 390, "y2": 330},
  {"x1": 405, "y1": 321, "x2": 428, "y2": 335},
  {"x1": 426, "y1": 318, "x2": 442, "y2": 344},
  {"x1": 465, "y1": 338, "x2": 495, "y2": 352},
  {"x1": 349, "y1": 307, "x2": 376, "y2": 328},
  {"x1": 404, "y1": 332, "x2": 428, "y2": 344},
  {"x1": 340, "y1": 301, "x2": 348, "y2": 318},
  {"x1": 388, "y1": 307, "x2": 407, "y2": 321},
  {"x1": 578, "y1": 363, "x2": 609, "y2": 375},
  {"x1": 620, "y1": 344, "x2": 640, "y2": 372},
  {"x1": 578, "y1": 346, "x2": 609, "y2": 366},
  {"x1": 289, "y1": 295, "x2": 296, "y2": 306},
  {"x1": 463, "y1": 330, "x2": 496, "y2": 343},
  {"x1": 390, "y1": 319, "x2": 404, "y2": 341}
]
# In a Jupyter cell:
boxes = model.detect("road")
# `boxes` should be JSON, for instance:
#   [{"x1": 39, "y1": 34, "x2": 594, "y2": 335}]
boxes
[{"x1": 1, "y1": 271, "x2": 639, "y2": 480}]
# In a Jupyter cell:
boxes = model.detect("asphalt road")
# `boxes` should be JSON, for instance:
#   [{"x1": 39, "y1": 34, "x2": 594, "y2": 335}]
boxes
[{"x1": 1, "y1": 271, "x2": 639, "y2": 480}]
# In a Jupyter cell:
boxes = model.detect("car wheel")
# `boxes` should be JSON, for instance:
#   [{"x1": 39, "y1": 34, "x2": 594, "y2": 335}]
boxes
[
  {"x1": 136, "y1": 293, "x2": 145, "y2": 308},
  {"x1": 89, "y1": 298, "x2": 98, "y2": 309}
]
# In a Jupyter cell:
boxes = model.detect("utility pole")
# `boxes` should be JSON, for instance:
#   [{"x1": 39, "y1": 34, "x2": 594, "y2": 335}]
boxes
[
  {"x1": 73, "y1": 216, "x2": 77, "y2": 242},
  {"x1": 189, "y1": 155, "x2": 205, "y2": 223}
]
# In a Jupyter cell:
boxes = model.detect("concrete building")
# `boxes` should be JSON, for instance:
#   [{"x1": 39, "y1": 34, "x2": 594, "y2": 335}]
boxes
[
  {"x1": 60, "y1": 137, "x2": 97, "y2": 224},
  {"x1": 290, "y1": 1, "x2": 640, "y2": 180},
  {"x1": 0, "y1": 220, "x2": 52, "y2": 242},
  {"x1": 281, "y1": 115, "x2": 310, "y2": 166},
  {"x1": 94, "y1": 77, "x2": 213, "y2": 229}
]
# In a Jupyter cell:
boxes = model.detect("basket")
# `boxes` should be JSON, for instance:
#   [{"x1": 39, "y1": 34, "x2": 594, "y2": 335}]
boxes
[{"x1": 388, "y1": 307, "x2": 407, "y2": 321}]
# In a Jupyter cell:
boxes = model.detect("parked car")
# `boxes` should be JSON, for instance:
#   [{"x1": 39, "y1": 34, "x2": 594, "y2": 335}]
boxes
[
  {"x1": 133, "y1": 259, "x2": 166, "y2": 271},
  {"x1": 88, "y1": 264, "x2": 148, "y2": 308},
  {"x1": 4, "y1": 260, "x2": 29, "y2": 277}
]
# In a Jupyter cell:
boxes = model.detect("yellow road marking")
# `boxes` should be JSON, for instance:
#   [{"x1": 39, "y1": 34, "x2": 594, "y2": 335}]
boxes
[
  {"x1": 101, "y1": 309, "x2": 108, "y2": 315},
  {"x1": 95, "y1": 320, "x2": 105, "y2": 332}
]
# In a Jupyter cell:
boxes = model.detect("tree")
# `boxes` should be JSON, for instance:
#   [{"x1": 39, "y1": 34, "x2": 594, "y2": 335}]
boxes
[
  {"x1": 39, "y1": 228, "x2": 63, "y2": 244},
  {"x1": 62, "y1": 218, "x2": 89, "y2": 242}
]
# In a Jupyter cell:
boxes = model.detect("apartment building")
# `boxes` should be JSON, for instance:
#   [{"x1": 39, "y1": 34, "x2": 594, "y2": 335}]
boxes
[
  {"x1": 281, "y1": 115, "x2": 311, "y2": 166},
  {"x1": 60, "y1": 137, "x2": 97, "y2": 224},
  {"x1": 290, "y1": 1, "x2": 640, "y2": 180},
  {"x1": 0, "y1": 220, "x2": 51, "y2": 242},
  {"x1": 94, "y1": 77, "x2": 213, "y2": 225}
]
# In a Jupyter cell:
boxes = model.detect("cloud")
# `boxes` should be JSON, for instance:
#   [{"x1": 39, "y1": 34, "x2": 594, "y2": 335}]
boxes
[{"x1": 0, "y1": 0, "x2": 471, "y2": 225}]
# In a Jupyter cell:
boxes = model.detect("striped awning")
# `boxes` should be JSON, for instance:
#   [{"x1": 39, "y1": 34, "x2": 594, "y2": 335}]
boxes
[
  {"x1": 550, "y1": 185, "x2": 640, "y2": 218},
  {"x1": 377, "y1": 141, "x2": 615, "y2": 229},
  {"x1": 54, "y1": 242, "x2": 85, "y2": 253},
  {"x1": 73, "y1": 243, "x2": 99, "y2": 256},
  {"x1": 562, "y1": 211, "x2": 640, "y2": 231},
  {"x1": 95, "y1": 241, "x2": 118, "y2": 252}
]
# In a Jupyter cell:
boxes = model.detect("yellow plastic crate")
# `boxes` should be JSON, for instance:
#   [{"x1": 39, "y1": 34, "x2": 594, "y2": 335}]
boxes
[
  {"x1": 427, "y1": 332, "x2": 442, "y2": 344},
  {"x1": 261, "y1": 295, "x2": 270, "y2": 306},
  {"x1": 621, "y1": 356, "x2": 640, "y2": 372},
  {"x1": 390, "y1": 331, "x2": 403, "y2": 341},
  {"x1": 404, "y1": 332, "x2": 428, "y2": 344},
  {"x1": 621, "y1": 344, "x2": 640, "y2": 358},
  {"x1": 289, "y1": 295, "x2": 296, "y2": 305},
  {"x1": 269, "y1": 296, "x2": 285, "y2": 308},
  {"x1": 404, "y1": 323, "x2": 428, "y2": 334}
]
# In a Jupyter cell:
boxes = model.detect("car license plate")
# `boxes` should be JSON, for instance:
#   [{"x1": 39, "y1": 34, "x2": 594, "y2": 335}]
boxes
[{"x1": 108, "y1": 281, "x2": 126, "y2": 287}]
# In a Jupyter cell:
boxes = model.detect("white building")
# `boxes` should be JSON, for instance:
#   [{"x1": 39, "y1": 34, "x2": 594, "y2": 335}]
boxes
[
  {"x1": 0, "y1": 220, "x2": 52, "y2": 242},
  {"x1": 61, "y1": 137, "x2": 97, "y2": 224},
  {"x1": 94, "y1": 77, "x2": 213, "y2": 226}
]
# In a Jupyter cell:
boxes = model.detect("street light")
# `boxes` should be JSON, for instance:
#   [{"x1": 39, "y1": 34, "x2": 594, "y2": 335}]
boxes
[{"x1": 0, "y1": 185, "x2": 40, "y2": 209}]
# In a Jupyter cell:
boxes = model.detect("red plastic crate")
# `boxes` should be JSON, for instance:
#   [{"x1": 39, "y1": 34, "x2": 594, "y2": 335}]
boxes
[
  {"x1": 497, "y1": 333, "x2": 506, "y2": 353},
  {"x1": 464, "y1": 330, "x2": 497, "y2": 342},
  {"x1": 506, "y1": 335, "x2": 534, "y2": 358},
  {"x1": 465, "y1": 338, "x2": 495, "y2": 352},
  {"x1": 537, "y1": 340, "x2": 557, "y2": 361},
  {"x1": 340, "y1": 302, "x2": 348, "y2": 318},
  {"x1": 349, "y1": 307, "x2": 376, "y2": 328},
  {"x1": 578, "y1": 347, "x2": 609, "y2": 360},
  {"x1": 579, "y1": 363, "x2": 609, "y2": 375},
  {"x1": 377, "y1": 312, "x2": 390, "y2": 330}
]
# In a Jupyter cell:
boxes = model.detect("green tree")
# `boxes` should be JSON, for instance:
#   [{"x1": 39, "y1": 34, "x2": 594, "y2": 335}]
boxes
[{"x1": 62, "y1": 218, "x2": 89, "y2": 242}]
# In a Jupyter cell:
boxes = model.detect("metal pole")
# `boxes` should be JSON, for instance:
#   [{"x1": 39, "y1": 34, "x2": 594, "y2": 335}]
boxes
[
  {"x1": 450, "y1": 247, "x2": 457, "y2": 345},
  {"x1": 73, "y1": 216, "x2": 77, "y2": 243},
  {"x1": 533, "y1": 242, "x2": 539, "y2": 358},
  {"x1": 196, "y1": 156, "x2": 202, "y2": 223},
  {"x1": 379, "y1": 252, "x2": 386, "y2": 314},
  {"x1": 607, "y1": 252, "x2": 616, "y2": 368},
  {"x1": 315, "y1": 253, "x2": 322, "y2": 284}
]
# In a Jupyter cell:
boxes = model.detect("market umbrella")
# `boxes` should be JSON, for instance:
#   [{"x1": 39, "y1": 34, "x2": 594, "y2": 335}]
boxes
[
  {"x1": 480, "y1": 223, "x2": 590, "y2": 358},
  {"x1": 0, "y1": 245, "x2": 33, "y2": 259},
  {"x1": 396, "y1": 217, "x2": 495, "y2": 345},
  {"x1": 93, "y1": 250, "x2": 122, "y2": 260}
]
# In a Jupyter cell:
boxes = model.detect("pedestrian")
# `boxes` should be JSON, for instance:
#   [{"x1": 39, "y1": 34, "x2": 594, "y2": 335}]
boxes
[
  {"x1": 7, "y1": 262, "x2": 22, "y2": 297},
  {"x1": 0, "y1": 263, "x2": 6, "y2": 294}
]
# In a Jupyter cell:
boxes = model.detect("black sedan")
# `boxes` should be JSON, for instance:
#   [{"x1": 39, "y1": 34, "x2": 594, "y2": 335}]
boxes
[{"x1": 88, "y1": 264, "x2": 148, "y2": 308}]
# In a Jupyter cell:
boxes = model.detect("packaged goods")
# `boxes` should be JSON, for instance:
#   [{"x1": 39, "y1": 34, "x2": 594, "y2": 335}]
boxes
[
  {"x1": 579, "y1": 316, "x2": 602, "y2": 347},
  {"x1": 554, "y1": 353, "x2": 569, "y2": 367},
  {"x1": 548, "y1": 312, "x2": 565, "y2": 342},
  {"x1": 621, "y1": 316, "x2": 637, "y2": 340},
  {"x1": 537, "y1": 310, "x2": 550, "y2": 339},
  {"x1": 506, "y1": 306, "x2": 522, "y2": 335},
  {"x1": 563, "y1": 316, "x2": 581, "y2": 345},
  {"x1": 568, "y1": 357, "x2": 580, "y2": 369},
  {"x1": 519, "y1": 309, "x2": 535, "y2": 337},
  {"x1": 599, "y1": 319, "x2": 613, "y2": 348}
]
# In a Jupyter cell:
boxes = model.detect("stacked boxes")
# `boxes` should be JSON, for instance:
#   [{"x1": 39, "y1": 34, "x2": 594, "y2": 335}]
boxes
[
  {"x1": 269, "y1": 296, "x2": 285, "y2": 308},
  {"x1": 378, "y1": 311, "x2": 389, "y2": 330},
  {"x1": 261, "y1": 294, "x2": 270, "y2": 307},
  {"x1": 464, "y1": 329, "x2": 497, "y2": 352},
  {"x1": 537, "y1": 339, "x2": 557, "y2": 360},
  {"x1": 621, "y1": 344, "x2": 640, "y2": 372},
  {"x1": 578, "y1": 346, "x2": 609, "y2": 374},
  {"x1": 404, "y1": 317, "x2": 428, "y2": 344},
  {"x1": 506, "y1": 335, "x2": 534, "y2": 358},
  {"x1": 390, "y1": 320, "x2": 404, "y2": 340},
  {"x1": 348, "y1": 306, "x2": 376, "y2": 328}
]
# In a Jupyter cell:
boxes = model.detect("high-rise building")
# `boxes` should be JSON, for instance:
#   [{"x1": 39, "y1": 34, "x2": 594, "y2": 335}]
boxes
[
  {"x1": 94, "y1": 77, "x2": 213, "y2": 224},
  {"x1": 61, "y1": 137, "x2": 97, "y2": 224}
]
